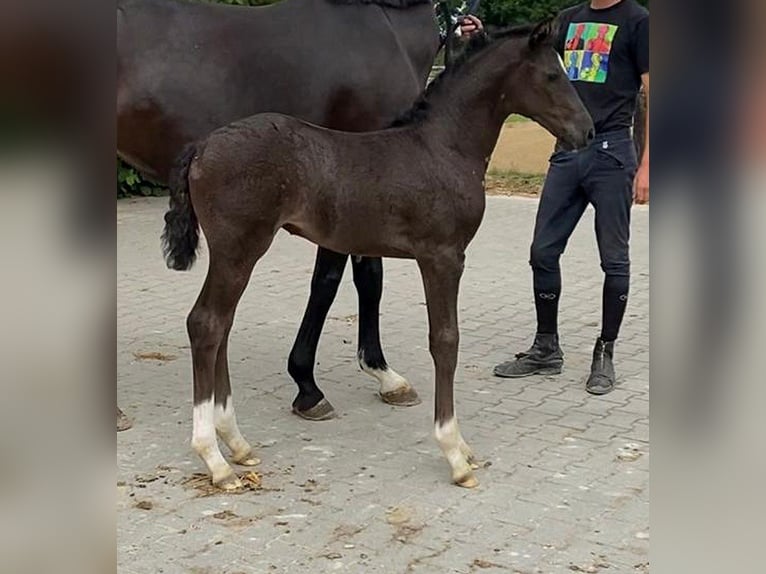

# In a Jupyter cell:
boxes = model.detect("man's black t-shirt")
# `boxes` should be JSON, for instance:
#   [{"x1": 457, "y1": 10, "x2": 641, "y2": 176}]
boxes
[{"x1": 555, "y1": 0, "x2": 649, "y2": 134}]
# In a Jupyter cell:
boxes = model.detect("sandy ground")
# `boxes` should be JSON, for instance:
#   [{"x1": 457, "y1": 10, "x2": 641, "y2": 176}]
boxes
[{"x1": 489, "y1": 121, "x2": 554, "y2": 175}]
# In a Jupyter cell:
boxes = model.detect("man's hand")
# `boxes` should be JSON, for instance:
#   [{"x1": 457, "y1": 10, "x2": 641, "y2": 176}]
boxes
[
  {"x1": 633, "y1": 73, "x2": 650, "y2": 205},
  {"x1": 633, "y1": 161, "x2": 649, "y2": 204},
  {"x1": 459, "y1": 15, "x2": 483, "y2": 38}
]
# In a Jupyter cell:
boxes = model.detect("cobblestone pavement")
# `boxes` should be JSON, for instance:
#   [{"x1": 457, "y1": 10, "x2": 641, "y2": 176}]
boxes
[{"x1": 118, "y1": 196, "x2": 649, "y2": 574}]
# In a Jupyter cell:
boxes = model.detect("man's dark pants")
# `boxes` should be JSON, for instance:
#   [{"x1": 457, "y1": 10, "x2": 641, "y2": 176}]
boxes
[{"x1": 530, "y1": 129, "x2": 638, "y2": 342}]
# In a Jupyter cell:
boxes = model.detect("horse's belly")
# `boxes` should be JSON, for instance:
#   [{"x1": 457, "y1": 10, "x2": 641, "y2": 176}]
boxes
[{"x1": 282, "y1": 214, "x2": 414, "y2": 259}]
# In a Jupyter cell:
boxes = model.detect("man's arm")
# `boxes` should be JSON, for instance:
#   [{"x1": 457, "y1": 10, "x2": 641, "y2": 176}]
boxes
[{"x1": 633, "y1": 72, "x2": 650, "y2": 204}]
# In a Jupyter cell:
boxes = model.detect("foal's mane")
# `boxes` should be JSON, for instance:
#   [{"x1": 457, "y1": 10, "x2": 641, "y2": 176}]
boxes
[
  {"x1": 390, "y1": 24, "x2": 540, "y2": 127},
  {"x1": 326, "y1": 0, "x2": 431, "y2": 8}
]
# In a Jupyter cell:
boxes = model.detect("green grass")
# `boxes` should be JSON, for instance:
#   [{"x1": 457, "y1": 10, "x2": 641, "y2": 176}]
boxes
[
  {"x1": 485, "y1": 168, "x2": 546, "y2": 196},
  {"x1": 505, "y1": 114, "x2": 530, "y2": 124}
]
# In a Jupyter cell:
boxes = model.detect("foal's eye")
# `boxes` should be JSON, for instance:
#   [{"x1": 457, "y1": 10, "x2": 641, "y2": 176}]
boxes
[{"x1": 547, "y1": 72, "x2": 560, "y2": 82}]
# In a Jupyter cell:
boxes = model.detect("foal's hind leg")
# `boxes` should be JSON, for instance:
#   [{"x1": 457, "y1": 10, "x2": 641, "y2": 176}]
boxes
[
  {"x1": 352, "y1": 256, "x2": 420, "y2": 407},
  {"x1": 189, "y1": 242, "x2": 270, "y2": 489},
  {"x1": 417, "y1": 252, "x2": 477, "y2": 488},
  {"x1": 214, "y1": 327, "x2": 260, "y2": 467}
]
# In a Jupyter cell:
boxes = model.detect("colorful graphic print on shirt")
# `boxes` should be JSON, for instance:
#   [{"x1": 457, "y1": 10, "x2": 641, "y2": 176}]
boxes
[{"x1": 564, "y1": 22, "x2": 619, "y2": 84}]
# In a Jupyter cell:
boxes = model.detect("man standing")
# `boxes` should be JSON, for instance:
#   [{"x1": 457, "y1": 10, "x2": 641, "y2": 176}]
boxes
[{"x1": 494, "y1": 0, "x2": 649, "y2": 395}]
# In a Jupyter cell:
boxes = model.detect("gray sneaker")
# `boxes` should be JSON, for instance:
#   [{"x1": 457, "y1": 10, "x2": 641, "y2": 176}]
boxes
[
  {"x1": 494, "y1": 333, "x2": 564, "y2": 378},
  {"x1": 586, "y1": 338, "x2": 616, "y2": 395}
]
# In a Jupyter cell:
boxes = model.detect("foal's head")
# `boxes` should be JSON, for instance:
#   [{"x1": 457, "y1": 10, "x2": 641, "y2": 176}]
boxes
[{"x1": 497, "y1": 19, "x2": 595, "y2": 150}]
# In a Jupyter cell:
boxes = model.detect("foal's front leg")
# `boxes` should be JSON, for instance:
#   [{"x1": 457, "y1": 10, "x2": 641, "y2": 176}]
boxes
[
  {"x1": 352, "y1": 256, "x2": 420, "y2": 406},
  {"x1": 417, "y1": 252, "x2": 477, "y2": 488}
]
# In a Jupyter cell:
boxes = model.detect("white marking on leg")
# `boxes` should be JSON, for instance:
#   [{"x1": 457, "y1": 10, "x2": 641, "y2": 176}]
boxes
[
  {"x1": 214, "y1": 401, "x2": 257, "y2": 464},
  {"x1": 358, "y1": 353, "x2": 410, "y2": 395},
  {"x1": 434, "y1": 416, "x2": 473, "y2": 484},
  {"x1": 192, "y1": 399, "x2": 236, "y2": 484}
]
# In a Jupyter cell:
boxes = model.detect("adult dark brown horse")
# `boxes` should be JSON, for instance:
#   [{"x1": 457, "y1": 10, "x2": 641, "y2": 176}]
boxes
[
  {"x1": 162, "y1": 21, "x2": 594, "y2": 489},
  {"x1": 118, "y1": 0, "x2": 452, "y2": 426}
]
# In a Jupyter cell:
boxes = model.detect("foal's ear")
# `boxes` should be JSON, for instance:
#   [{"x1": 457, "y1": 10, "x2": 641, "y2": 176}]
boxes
[{"x1": 529, "y1": 17, "x2": 555, "y2": 50}]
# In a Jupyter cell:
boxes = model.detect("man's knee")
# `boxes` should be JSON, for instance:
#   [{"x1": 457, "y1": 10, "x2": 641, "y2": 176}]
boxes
[
  {"x1": 529, "y1": 242, "x2": 561, "y2": 274},
  {"x1": 600, "y1": 258, "x2": 630, "y2": 277}
]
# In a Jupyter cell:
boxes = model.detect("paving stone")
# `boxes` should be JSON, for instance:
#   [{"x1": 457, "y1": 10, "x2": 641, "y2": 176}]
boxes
[{"x1": 118, "y1": 197, "x2": 649, "y2": 572}]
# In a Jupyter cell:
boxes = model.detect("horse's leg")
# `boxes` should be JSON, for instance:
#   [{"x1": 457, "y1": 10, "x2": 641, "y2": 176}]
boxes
[
  {"x1": 288, "y1": 247, "x2": 347, "y2": 421},
  {"x1": 189, "y1": 242, "x2": 268, "y2": 489},
  {"x1": 214, "y1": 325, "x2": 260, "y2": 467},
  {"x1": 352, "y1": 256, "x2": 420, "y2": 406},
  {"x1": 417, "y1": 252, "x2": 478, "y2": 488}
]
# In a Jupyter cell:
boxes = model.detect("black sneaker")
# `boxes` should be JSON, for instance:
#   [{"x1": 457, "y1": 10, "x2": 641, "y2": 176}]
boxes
[
  {"x1": 493, "y1": 333, "x2": 564, "y2": 378},
  {"x1": 586, "y1": 338, "x2": 616, "y2": 395}
]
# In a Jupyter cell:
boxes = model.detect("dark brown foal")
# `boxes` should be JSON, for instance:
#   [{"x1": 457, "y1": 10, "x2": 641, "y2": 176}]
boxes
[{"x1": 163, "y1": 20, "x2": 593, "y2": 488}]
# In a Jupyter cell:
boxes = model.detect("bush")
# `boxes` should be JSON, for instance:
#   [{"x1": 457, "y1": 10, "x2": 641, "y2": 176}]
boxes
[
  {"x1": 117, "y1": 160, "x2": 167, "y2": 198},
  {"x1": 478, "y1": 0, "x2": 649, "y2": 26}
]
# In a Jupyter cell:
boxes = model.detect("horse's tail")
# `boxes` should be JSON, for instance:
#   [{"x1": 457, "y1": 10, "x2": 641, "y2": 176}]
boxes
[{"x1": 162, "y1": 143, "x2": 200, "y2": 271}]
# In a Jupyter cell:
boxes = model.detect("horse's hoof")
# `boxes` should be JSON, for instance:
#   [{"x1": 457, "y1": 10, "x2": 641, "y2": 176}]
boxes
[
  {"x1": 380, "y1": 386, "x2": 421, "y2": 407},
  {"x1": 214, "y1": 473, "x2": 244, "y2": 492},
  {"x1": 455, "y1": 472, "x2": 479, "y2": 489},
  {"x1": 292, "y1": 398, "x2": 337, "y2": 421},
  {"x1": 116, "y1": 407, "x2": 133, "y2": 432}
]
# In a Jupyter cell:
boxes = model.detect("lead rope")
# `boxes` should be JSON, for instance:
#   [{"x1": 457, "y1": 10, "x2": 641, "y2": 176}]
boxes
[{"x1": 436, "y1": 0, "x2": 482, "y2": 69}]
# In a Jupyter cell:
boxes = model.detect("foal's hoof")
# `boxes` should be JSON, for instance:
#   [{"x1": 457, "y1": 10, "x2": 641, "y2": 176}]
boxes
[
  {"x1": 116, "y1": 407, "x2": 133, "y2": 432},
  {"x1": 455, "y1": 472, "x2": 479, "y2": 489},
  {"x1": 292, "y1": 398, "x2": 337, "y2": 421},
  {"x1": 214, "y1": 473, "x2": 244, "y2": 492},
  {"x1": 380, "y1": 386, "x2": 421, "y2": 407}
]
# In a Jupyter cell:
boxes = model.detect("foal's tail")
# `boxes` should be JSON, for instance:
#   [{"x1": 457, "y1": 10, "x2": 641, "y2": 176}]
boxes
[{"x1": 162, "y1": 143, "x2": 200, "y2": 271}]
